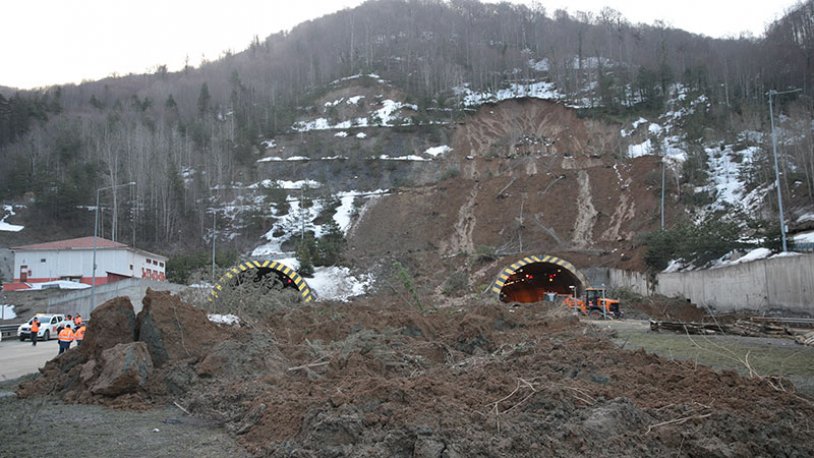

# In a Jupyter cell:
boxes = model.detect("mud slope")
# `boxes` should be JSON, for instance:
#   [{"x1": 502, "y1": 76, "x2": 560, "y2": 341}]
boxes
[{"x1": 348, "y1": 99, "x2": 672, "y2": 274}]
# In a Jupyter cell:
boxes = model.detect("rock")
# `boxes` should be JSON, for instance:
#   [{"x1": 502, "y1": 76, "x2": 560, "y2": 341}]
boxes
[
  {"x1": 80, "y1": 359, "x2": 97, "y2": 384},
  {"x1": 90, "y1": 342, "x2": 154, "y2": 396},
  {"x1": 82, "y1": 296, "x2": 137, "y2": 359},
  {"x1": 414, "y1": 437, "x2": 446, "y2": 458},
  {"x1": 136, "y1": 289, "x2": 220, "y2": 367},
  {"x1": 196, "y1": 336, "x2": 288, "y2": 379}
]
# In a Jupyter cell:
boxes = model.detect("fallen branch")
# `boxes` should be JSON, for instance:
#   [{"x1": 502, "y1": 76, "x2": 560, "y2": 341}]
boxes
[
  {"x1": 173, "y1": 400, "x2": 191, "y2": 415},
  {"x1": 287, "y1": 361, "x2": 330, "y2": 372},
  {"x1": 646, "y1": 413, "x2": 712, "y2": 434}
]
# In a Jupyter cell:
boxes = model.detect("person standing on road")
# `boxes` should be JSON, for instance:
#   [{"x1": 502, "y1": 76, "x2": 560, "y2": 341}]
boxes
[
  {"x1": 57, "y1": 325, "x2": 74, "y2": 354},
  {"x1": 74, "y1": 323, "x2": 86, "y2": 347},
  {"x1": 30, "y1": 317, "x2": 40, "y2": 346}
]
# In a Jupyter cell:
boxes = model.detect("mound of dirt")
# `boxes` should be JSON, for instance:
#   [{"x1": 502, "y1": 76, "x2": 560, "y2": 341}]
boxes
[{"x1": 16, "y1": 292, "x2": 814, "y2": 457}]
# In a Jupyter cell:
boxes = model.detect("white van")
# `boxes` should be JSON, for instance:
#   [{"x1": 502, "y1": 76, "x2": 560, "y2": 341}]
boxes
[{"x1": 17, "y1": 314, "x2": 67, "y2": 341}]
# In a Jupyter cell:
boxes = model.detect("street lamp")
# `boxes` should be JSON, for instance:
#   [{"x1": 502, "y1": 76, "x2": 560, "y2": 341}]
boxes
[
  {"x1": 91, "y1": 181, "x2": 136, "y2": 312},
  {"x1": 768, "y1": 88, "x2": 801, "y2": 253}
]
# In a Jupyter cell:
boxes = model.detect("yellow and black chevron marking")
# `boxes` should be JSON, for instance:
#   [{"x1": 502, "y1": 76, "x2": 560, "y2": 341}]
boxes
[
  {"x1": 491, "y1": 255, "x2": 588, "y2": 296},
  {"x1": 209, "y1": 260, "x2": 315, "y2": 303}
]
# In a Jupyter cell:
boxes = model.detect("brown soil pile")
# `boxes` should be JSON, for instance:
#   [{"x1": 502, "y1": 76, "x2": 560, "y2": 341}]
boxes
[
  {"x1": 18, "y1": 292, "x2": 814, "y2": 457},
  {"x1": 622, "y1": 294, "x2": 710, "y2": 321}
]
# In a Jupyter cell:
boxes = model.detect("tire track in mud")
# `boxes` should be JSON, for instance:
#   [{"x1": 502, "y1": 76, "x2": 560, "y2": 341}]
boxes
[{"x1": 572, "y1": 170, "x2": 598, "y2": 248}]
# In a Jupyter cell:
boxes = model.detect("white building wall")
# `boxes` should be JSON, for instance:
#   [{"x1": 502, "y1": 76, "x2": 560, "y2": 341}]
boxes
[{"x1": 13, "y1": 248, "x2": 166, "y2": 282}]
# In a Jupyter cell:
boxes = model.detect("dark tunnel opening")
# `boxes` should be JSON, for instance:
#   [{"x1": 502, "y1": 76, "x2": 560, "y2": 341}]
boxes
[
  {"x1": 232, "y1": 267, "x2": 300, "y2": 292},
  {"x1": 500, "y1": 262, "x2": 583, "y2": 303}
]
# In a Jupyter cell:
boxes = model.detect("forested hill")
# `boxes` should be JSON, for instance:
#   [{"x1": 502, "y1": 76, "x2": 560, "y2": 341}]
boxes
[{"x1": 1, "y1": 0, "x2": 813, "y2": 257}]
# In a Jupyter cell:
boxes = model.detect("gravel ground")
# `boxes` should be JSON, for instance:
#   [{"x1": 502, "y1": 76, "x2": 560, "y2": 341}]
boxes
[{"x1": 0, "y1": 376, "x2": 248, "y2": 458}]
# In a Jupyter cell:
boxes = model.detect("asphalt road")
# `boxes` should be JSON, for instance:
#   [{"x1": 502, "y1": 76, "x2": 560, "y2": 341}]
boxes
[{"x1": 0, "y1": 338, "x2": 62, "y2": 382}]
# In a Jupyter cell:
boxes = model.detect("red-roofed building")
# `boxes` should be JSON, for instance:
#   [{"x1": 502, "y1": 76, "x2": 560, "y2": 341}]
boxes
[{"x1": 3, "y1": 236, "x2": 167, "y2": 291}]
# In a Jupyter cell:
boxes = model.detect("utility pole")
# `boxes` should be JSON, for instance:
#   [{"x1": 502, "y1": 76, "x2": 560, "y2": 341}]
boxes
[
  {"x1": 768, "y1": 88, "x2": 801, "y2": 252},
  {"x1": 211, "y1": 209, "x2": 216, "y2": 281},
  {"x1": 660, "y1": 156, "x2": 666, "y2": 230}
]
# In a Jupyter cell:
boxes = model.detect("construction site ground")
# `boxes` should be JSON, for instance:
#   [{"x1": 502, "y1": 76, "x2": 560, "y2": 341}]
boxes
[{"x1": 1, "y1": 290, "x2": 813, "y2": 457}]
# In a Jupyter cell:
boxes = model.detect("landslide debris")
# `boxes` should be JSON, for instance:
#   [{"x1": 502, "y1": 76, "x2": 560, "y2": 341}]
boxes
[{"x1": 17, "y1": 291, "x2": 814, "y2": 457}]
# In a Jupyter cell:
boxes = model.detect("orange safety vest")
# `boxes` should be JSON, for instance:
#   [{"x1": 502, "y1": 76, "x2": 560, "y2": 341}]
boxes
[
  {"x1": 31, "y1": 320, "x2": 40, "y2": 333},
  {"x1": 58, "y1": 327, "x2": 74, "y2": 342},
  {"x1": 74, "y1": 326, "x2": 86, "y2": 341}
]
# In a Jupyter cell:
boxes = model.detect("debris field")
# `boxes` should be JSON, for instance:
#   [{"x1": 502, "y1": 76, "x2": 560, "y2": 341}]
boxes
[{"x1": 16, "y1": 290, "x2": 814, "y2": 457}]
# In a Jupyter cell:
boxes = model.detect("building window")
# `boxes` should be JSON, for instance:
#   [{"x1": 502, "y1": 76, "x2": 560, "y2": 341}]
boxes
[
  {"x1": 153, "y1": 260, "x2": 158, "y2": 265},
  {"x1": 130, "y1": 264, "x2": 133, "y2": 270},
  {"x1": 159, "y1": 262, "x2": 164, "y2": 268},
  {"x1": 146, "y1": 258, "x2": 151, "y2": 263}
]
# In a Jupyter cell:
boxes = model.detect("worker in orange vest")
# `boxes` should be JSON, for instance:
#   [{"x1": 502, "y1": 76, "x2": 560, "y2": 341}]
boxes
[
  {"x1": 73, "y1": 314, "x2": 83, "y2": 328},
  {"x1": 57, "y1": 325, "x2": 74, "y2": 354},
  {"x1": 74, "y1": 323, "x2": 86, "y2": 347},
  {"x1": 30, "y1": 317, "x2": 40, "y2": 346}
]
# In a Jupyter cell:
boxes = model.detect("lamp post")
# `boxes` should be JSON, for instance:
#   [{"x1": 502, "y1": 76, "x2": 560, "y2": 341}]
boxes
[
  {"x1": 768, "y1": 88, "x2": 801, "y2": 253},
  {"x1": 91, "y1": 181, "x2": 135, "y2": 312}
]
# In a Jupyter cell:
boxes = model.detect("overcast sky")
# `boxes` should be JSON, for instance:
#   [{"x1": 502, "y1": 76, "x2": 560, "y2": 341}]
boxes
[{"x1": 0, "y1": 0, "x2": 800, "y2": 90}]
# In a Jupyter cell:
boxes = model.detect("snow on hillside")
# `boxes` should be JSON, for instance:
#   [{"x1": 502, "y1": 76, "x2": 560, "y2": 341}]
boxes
[
  {"x1": 0, "y1": 204, "x2": 24, "y2": 232},
  {"x1": 308, "y1": 266, "x2": 373, "y2": 302},
  {"x1": 292, "y1": 99, "x2": 418, "y2": 132},
  {"x1": 454, "y1": 81, "x2": 563, "y2": 107},
  {"x1": 252, "y1": 189, "x2": 388, "y2": 258}
]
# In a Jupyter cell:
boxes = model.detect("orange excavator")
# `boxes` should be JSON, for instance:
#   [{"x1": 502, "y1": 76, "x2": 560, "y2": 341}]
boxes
[{"x1": 563, "y1": 287, "x2": 621, "y2": 319}]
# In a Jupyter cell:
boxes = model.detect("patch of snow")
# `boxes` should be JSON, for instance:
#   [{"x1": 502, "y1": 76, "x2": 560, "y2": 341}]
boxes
[
  {"x1": 627, "y1": 139, "x2": 653, "y2": 158},
  {"x1": 1, "y1": 304, "x2": 16, "y2": 320},
  {"x1": 648, "y1": 123, "x2": 663, "y2": 135},
  {"x1": 208, "y1": 314, "x2": 240, "y2": 326},
  {"x1": 189, "y1": 282, "x2": 213, "y2": 289},
  {"x1": 632, "y1": 117, "x2": 648, "y2": 129},
  {"x1": 356, "y1": 132, "x2": 367, "y2": 139},
  {"x1": 251, "y1": 179, "x2": 321, "y2": 190},
  {"x1": 308, "y1": 266, "x2": 373, "y2": 302},
  {"x1": 663, "y1": 260, "x2": 685, "y2": 273},
  {"x1": 347, "y1": 95, "x2": 365, "y2": 104},
  {"x1": 793, "y1": 231, "x2": 814, "y2": 243},
  {"x1": 334, "y1": 131, "x2": 348, "y2": 137},
  {"x1": 330, "y1": 73, "x2": 386, "y2": 85},
  {"x1": 454, "y1": 81, "x2": 563, "y2": 107},
  {"x1": 424, "y1": 145, "x2": 451, "y2": 157},
  {"x1": 256, "y1": 156, "x2": 283, "y2": 163},
  {"x1": 377, "y1": 155, "x2": 432, "y2": 161},
  {"x1": 1, "y1": 205, "x2": 24, "y2": 232},
  {"x1": 25, "y1": 281, "x2": 90, "y2": 290},
  {"x1": 333, "y1": 193, "x2": 357, "y2": 233},
  {"x1": 731, "y1": 248, "x2": 772, "y2": 265},
  {"x1": 261, "y1": 139, "x2": 276, "y2": 149},
  {"x1": 292, "y1": 99, "x2": 416, "y2": 132},
  {"x1": 796, "y1": 213, "x2": 814, "y2": 224},
  {"x1": 528, "y1": 58, "x2": 550, "y2": 72}
]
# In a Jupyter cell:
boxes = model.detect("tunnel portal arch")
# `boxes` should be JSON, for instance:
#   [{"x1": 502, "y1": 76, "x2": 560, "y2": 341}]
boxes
[
  {"x1": 492, "y1": 255, "x2": 588, "y2": 303},
  {"x1": 210, "y1": 260, "x2": 315, "y2": 302}
]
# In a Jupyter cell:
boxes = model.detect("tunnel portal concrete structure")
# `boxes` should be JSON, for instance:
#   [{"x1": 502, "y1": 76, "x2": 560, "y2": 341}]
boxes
[
  {"x1": 492, "y1": 255, "x2": 589, "y2": 303},
  {"x1": 210, "y1": 260, "x2": 315, "y2": 302}
]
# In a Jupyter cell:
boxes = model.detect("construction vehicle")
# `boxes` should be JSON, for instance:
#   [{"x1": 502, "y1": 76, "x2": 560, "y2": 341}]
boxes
[{"x1": 562, "y1": 287, "x2": 621, "y2": 319}]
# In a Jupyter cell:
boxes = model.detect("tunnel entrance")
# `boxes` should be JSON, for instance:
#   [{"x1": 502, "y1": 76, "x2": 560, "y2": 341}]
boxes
[
  {"x1": 210, "y1": 260, "x2": 315, "y2": 302},
  {"x1": 492, "y1": 255, "x2": 588, "y2": 304}
]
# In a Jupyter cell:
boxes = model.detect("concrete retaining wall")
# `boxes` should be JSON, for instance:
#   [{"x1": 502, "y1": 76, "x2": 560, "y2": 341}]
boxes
[
  {"x1": 45, "y1": 279, "x2": 187, "y2": 318},
  {"x1": 656, "y1": 253, "x2": 814, "y2": 314}
]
